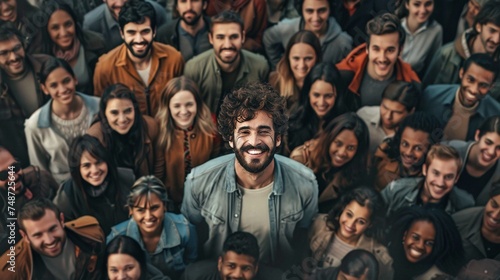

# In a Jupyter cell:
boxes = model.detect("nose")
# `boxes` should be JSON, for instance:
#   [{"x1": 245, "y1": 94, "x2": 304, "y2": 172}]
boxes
[
  {"x1": 144, "y1": 209, "x2": 152, "y2": 219},
  {"x1": 118, "y1": 113, "x2": 127, "y2": 123},
  {"x1": 187, "y1": 1, "x2": 193, "y2": 9},
  {"x1": 337, "y1": 146, "x2": 347, "y2": 157},
  {"x1": 435, "y1": 175, "x2": 444, "y2": 186},
  {"x1": 298, "y1": 59, "x2": 305, "y2": 69},
  {"x1": 180, "y1": 106, "x2": 188, "y2": 115},
  {"x1": 89, "y1": 164, "x2": 98, "y2": 174},
  {"x1": 312, "y1": 11, "x2": 320, "y2": 22},
  {"x1": 492, "y1": 32, "x2": 500, "y2": 44},
  {"x1": 492, "y1": 208, "x2": 500, "y2": 219},
  {"x1": 44, "y1": 233, "x2": 55, "y2": 245},
  {"x1": 415, "y1": 239, "x2": 425, "y2": 250},
  {"x1": 231, "y1": 267, "x2": 244, "y2": 278},
  {"x1": 117, "y1": 270, "x2": 127, "y2": 280},
  {"x1": 7, "y1": 50, "x2": 17, "y2": 61}
]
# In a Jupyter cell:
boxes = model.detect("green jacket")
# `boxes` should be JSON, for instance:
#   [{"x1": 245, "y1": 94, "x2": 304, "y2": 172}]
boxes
[{"x1": 184, "y1": 49, "x2": 269, "y2": 113}]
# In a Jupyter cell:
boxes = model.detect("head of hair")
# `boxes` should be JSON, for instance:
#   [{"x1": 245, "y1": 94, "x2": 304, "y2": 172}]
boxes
[
  {"x1": 221, "y1": 231, "x2": 260, "y2": 264},
  {"x1": 105, "y1": 235, "x2": 147, "y2": 280},
  {"x1": 294, "y1": 62, "x2": 348, "y2": 130},
  {"x1": 18, "y1": 198, "x2": 61, "y2": 232},
  {"x1": 156, "y1": 76, "x2": 216, "y2": 150},
  {"x1": 218, "y1": 83, "x2": 288, "y2": 142},
  {"x1": 40, "y1": 0, "x2": 85, "y2": 54},
  {"x1": 309, "y1": 112, "x2": 369, "y2": 183},
  {"x1": 327, "y1": 186, "x2": 386, "y2": 241},
  {"x1": 339, "y1": 249, "x2": 379, "y2": 280},
  {"x1": 209, "y1": 10, "x2": 244, "y2": 34},
  {"x1": 489, "y1": 181, "x2": 500, "y2": 198},
  {"x1": 385, "y1": 112, "x2": 443, "y2": 160},
  {"x1": 96, "y1": 84, "x2": 147, "y2": 174},
  {"x1": 119, "y1": 0, "x2": 157, "y2": 32},
  {"x1": 0, "y1": 21, "x2": 24, "y2": 45},
  {"x1": 387, "y1": 207, "x2": 465, "y2": 276},
  {"x1": 127, "y1": 175, "x2": 169, "y2": 209},
  {"x1": 67, "y1": 135, "x2": 120, "y2": 213},
  {"x1": 424, "y1": 144, "x2": 462, "y2": 173},
  {"x1": 477, "y1": 115, "x2": 500, "y2": 138},
  {"x1": 366, "y1": 13, "x2": 405, "y2": 48},
  {"x1": 275, "y1": 30, "x2": 322, "y2": 98},
  {"x1": 473, "y1": 0, "x2": 500, "y2": 32},
  {"x1": 38, "y1": 57, "x2": 75, "y2": 85},
  {"x1": 5, "y1": 0, "x2": 38, "y2": 23},
  {"x1": 462, "y1": 53, "x2": 499, "y2": 81},
  {"x1": 382, "y1": 81, "x2": 420, "y2": 111},
  {"x1": 294, "y1": 0, "x2": 334, "y2": 18}
]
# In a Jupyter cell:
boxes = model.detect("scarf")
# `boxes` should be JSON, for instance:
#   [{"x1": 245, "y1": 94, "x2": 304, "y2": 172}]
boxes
[{"x1": 53, "y1": 37, "x2": 81, "y2": 62}]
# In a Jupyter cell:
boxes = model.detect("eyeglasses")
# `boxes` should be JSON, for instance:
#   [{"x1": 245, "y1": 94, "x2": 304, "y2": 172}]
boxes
[
  {"x1": 0, "y1": 161, "x2": 21, "y2": 181},
  {"x1": 0, "y1": 44, "x2": 23, "y2": 58}
]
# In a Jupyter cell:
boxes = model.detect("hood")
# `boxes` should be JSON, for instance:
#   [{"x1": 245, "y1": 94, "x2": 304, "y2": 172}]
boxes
[
  {"x1": 454, "y1": 28, "x2": 475, "y2": 59},
  {"x1": 323, "y1": 17, "x2": 345, "y2": 43}
]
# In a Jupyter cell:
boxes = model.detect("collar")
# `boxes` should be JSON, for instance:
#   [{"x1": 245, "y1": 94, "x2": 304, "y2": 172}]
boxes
[
  {"x1": 403, "y1": 177, "x2": 424, "y2": 203},
  {"x1": 126, "y1": 214, "x2": 182, "y2": 251},
  {"x1": 115, "y1": 42, "x2": 169, "y2": 68},
  {"x1": 210, "y1": 50, "x2": 251, "y2": 79},
  {"x1": 224, "y1": 154, "x2": 284, "y2": 195},
  {"x1": 104, "y1": 6, "x2": 119, "y2": 31},
  {"x1": 369, "y1": 107, "x2": 382, "y2": 128},
  {"x1": 37, "y1": 92, "x2": 99, "y2": 128},
  {"x1": 401, "y1": 18, "x2": 430, "y2": 36},
  {"x1": 441, "y1": 85, "x2": 461, "y2": 106}
]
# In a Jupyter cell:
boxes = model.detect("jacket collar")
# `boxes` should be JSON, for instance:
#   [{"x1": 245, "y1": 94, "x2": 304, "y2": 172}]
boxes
[
  {"x1": 126, "y1": 214, "x2": 182, "y2": 250},
  {"x1": 463, "y1": 207, "x2": 487, "y2": 256},
  {"x1": 37, "y1": 92, "x2": 99, "y2": 128},
  {"x1": 224, "y1": 154, "x2": 284, "y2": 195},
  {"x1": 210, "y1": 50, "x2": 251, "y2": 81}
]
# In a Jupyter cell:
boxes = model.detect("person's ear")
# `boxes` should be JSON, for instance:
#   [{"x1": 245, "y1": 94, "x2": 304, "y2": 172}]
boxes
[
  {"x1": 474, "y1": 130, "x2": 481, "y2": 142},
  {"x1": 40, "y1": 84, "x2": 49, "y2": 96},
  {"x1": 459, "y1": 67, "x2": 464, "y2": 80},
  {"x1": 241, "y1": 30, "x2": 246, "y2": 45},
  {"x1": 217, "y1": 256, "x2": 223, "y2": 272},
  {"x1": 422, "y1": 163, "x2": 428, "y2": 176},
  {"x1": 59, "y1": 212, "x2": 65, "y2": 226},
  {"x1": 276, "y1": 134, "x2": 282, "y2": 148}
]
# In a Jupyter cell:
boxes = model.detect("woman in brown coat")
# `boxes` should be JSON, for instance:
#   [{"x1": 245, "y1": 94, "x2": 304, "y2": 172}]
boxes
[
  {"x1": 156, "y1": 76, "x2": 219, "y2": 210},
  {"x1": 87, "y1": 83, "x2": 164, "y2": 179}
]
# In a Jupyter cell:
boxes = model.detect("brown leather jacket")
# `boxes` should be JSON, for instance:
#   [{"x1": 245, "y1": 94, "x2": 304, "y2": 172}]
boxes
[{"x1": 0, "y1": 216, "x2": 105, "y2": 280}]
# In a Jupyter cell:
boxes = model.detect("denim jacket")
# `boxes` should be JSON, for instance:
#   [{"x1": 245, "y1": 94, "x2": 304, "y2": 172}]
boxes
[
  {"x1": 107, "y1": 213, "x2": 197, "y2": 276},
  {"x1": 181, "y1": 154, "x2": 318, "y2": 266}
]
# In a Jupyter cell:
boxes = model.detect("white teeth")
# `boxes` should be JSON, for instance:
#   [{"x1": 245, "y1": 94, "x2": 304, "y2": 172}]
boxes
[
  {"x1": 45, "y1": 243, "x2": 57, "y2": 249},
  {"x1": 489, "y1": 217, "x2": 500, "y2": 225},
  {"x1": 247, "y1": 149, "x2": 263, "y2": 155},
  {"x1": 410, "y1": 249, "x2": 422, "y2": 257}
]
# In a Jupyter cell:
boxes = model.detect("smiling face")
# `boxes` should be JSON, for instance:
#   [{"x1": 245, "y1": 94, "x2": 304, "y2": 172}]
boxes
[
  {"x1": 129, "y1": 193, "x2": 166, "y2": 237},
  {"x1": 289, "y1": 42, "x2": 317, "y2": 84},
  {"x1": 0, "y1": 0, "x2": 16, "y2": 22},
  {"x1": 0, "y1": 36, "x2": 26, "y2": 78},
  {"x1": 177, "y1": 0, "x2": 206, "y2": 26},
  {"x1": 218, "y1": 251, "x2": 258, "y2": 280},
  {"x1": 229, "y1": 110, "x2": 280, "y2": 174},
  {"x1": 47, "y1": 10, "x2": 76, "y2": 51},
  {"x1": 403, "y1": 220, "x2": 435, "y2": 263},
  {"x1": 406, "y1": 0, "x2": 434, "y2": 26},
  {"x1": 105, "y1": 98, "x2": 136, "y2": 135},
  {"x1": 0, "y1": 148, "x2": 23, "y2": 193},
  {"x1": 302, "y1": 0, "x2": 330, "y2": 35},
  {"x1": 399, "y1": 127, "x2": 431, "y2": 172},
  {"x1": 366, "y1": 32, "x2": 400, "y2": 81},
  {"x1": 337, "y1": 200, "x2": 372, "y2": 245},
  {"x1": 309, "y1": 80, "x2": 337, "y2": 119},
  {"x1": 458, "y1": 63, "x2": 495, "y2": 108},
  {"x1": 329, "y1": 129, "x2": 358, "y2": 168},
  {"x1": 482, "y1": 194, "x2": 500, "y2": 236},
  {"x1": 474, "y1": 131, "x2": 500, "y2": 168},
  {"x1": 40, "y1": 67, "x2": 77, "y2": 106},
  {"x1": 20, "y1": 210, "x2": 67, "y2": 258},
  {"x1": 169, "y1": 90, "x2": 197, "y2": 130},
  {"x1": 209, "y1": 22, "x2": 244, "y2": 66},
  {"x1": 421, "y1": 158, "x2": 459, "y2": 203},
  {"x1": 380, "y1": 98, "x2": 411, "y2": 131},
  {"x1": 476, "y1": 23, "x2": 500, "y2": 56},
  {"x1": 79, "y1": 151, "x2": 108, "y2": 187},
  {"x1": 121, "y1": 17, "x2": 155, "y2": 59},
  {"x1": 105, "y1": 0, "x2": 127, "y2": 20},
  {"x1": 107, "y1": 253, "x2": 142, "y2": 280}
]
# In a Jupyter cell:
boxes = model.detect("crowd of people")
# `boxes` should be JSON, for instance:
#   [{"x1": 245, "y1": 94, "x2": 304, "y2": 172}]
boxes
[{"x1": 0, "y1": 0, "x2": 500, "y2": 279}]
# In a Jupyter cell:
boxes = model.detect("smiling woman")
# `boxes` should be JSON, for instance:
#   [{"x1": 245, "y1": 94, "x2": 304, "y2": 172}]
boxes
[
  {"x1": 24, "y1": 57, "x2": 100, "y2": 184},
  {"x1": 40, "y1": 0, "x2": 106, "y2": 95}
]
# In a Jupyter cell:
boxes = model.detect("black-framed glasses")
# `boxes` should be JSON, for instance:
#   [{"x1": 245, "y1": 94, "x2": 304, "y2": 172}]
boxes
[{"x1": 0, "y1": 161, "x2": 21, "y2": 181}]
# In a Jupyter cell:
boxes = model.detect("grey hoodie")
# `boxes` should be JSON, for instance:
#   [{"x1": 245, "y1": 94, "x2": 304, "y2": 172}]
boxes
[{"x1": 263, "y1": 17, "x2": 353, "y2": 68}]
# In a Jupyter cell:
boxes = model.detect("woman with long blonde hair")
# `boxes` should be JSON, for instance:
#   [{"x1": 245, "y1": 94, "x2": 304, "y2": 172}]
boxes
[{"x1": 156, "y1": 76, "x2": 219, "y2": 210}]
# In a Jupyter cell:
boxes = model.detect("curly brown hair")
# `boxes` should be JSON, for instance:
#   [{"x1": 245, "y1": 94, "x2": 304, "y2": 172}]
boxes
[{"x1": 218, "y1": 83, "x2": 288, "y2": 142}]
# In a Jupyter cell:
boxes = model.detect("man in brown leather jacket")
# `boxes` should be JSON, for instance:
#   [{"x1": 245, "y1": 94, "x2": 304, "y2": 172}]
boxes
[{"x1": 0, "y1": 199, "x2": 105, "y2": 280}]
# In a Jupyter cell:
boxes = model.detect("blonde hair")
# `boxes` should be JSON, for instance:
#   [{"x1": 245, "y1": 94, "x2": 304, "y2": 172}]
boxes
[{"x1": 156, "y1": 76, "x2": 216, "y2": 151}]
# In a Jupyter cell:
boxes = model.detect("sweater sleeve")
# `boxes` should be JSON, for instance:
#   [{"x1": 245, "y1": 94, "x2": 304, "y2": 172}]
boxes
[{"x1": 263, "y1": 23, "x2": 285, "y2": 69}]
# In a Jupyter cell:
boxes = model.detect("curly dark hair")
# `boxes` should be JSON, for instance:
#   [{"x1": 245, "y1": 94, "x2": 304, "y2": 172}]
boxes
[
  {"x1": 217, "y1": 83, "x2": 288, "y2": 142},
  {"x1": 327, "y1": 186, "x2": 386, "y2": 242}
]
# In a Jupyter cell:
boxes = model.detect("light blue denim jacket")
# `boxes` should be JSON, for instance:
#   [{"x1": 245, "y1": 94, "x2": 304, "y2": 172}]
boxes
[
  {"x1": 107, "y1": 213, "x2": 197, "y2": 276},
  {"x1": 181, "y1": 154, "x2": 318, "y2": 266}
]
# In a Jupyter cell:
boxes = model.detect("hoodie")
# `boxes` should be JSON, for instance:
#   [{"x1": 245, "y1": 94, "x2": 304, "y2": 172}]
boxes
[{"x1": 263, "y1": 17, "x2": 353, "y2": 68}]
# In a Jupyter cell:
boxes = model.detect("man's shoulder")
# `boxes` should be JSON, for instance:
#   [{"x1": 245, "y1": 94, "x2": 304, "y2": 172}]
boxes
[
  {"x1": 275, "y1": 154, "x2": 316, "y2": 182},
  {"x1": 356, "y1": 106, "x2": 379, "y2": 120},
  {"x1": 152, "y1": 42, "x2": 183, "y2": 60},
  {"x1": 187, "y1": 154, "x2": 234, "y2": 181},
  {"x1": 241, "y1": 50, "x2": 268, "y2": 67},
  {"x1": 83, "y1": 4, "x2": 106, "y2": 28},
  {"x1": 452, "y1": 206, "x2": 483, "y2": 228},
  {"x1": 422, "y1": 84, "x2": 457, "y2": 101},
  {"x1": 185, "y1": 50, "x2": 214, "y2": 69},
  {"x1": 480, "y1": 95, "x2": 500, "y2": 112},
  {"x1": 386, "y1": 177, "x2": 423, "y2": 193},
  {"x1": 267, "y1": 17, "x2": 300, "y2": 34}
]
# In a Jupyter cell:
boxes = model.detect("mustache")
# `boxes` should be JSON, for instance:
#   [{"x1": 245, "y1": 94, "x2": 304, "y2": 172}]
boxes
[
  {"x1": 240, "y1": 143, "x2": 270, "y2": 153},
  {"x1": 183, "y1": 10, "x2": 197, "y2": 16},
  {"x1": 220, "y1": 47, "x2": 236, "y2": 52}
]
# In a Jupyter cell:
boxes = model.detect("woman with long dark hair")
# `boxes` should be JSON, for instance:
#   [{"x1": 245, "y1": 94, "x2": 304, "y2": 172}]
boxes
[
  {"x1": 291, "y1": 113, "x2": 369, "y2": 212},
  {"x1": 287, "y1": 62, "x2": 348, "y2": 152},
  {"x1": 387, "y1": 206, "x2": 465, "y2": 279},
  {"x1": 53, "y1": 134, "x2": 133, "y2": 235},
  {"x1": 87, "y1": 83, "x2": 164, "y2": 179},
  {"x1": 40, "y1": 0, "x2": 106, "y2": 94},
  {"x1": 309, "y1": 187, "x2": 393, "y2": 278}
]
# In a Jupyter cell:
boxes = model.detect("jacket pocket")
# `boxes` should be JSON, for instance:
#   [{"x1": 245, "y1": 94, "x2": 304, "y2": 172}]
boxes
[{"x1": 280, "y1": 210, "x2": 304, "y2": 239}]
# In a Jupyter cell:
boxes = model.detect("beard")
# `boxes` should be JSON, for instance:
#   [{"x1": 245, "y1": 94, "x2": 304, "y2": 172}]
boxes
[
  {"x1": 181, "y1": 11, "x2": 202, "y2": 26},
  {"x1": 125, "y1": 40, "x2": 153, "y2": 59},
  {"x1": 233, "y1": 142, "x2": 276, "y2": 174}
]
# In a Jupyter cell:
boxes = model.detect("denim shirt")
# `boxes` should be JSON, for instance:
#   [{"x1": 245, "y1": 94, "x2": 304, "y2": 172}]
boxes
[
  {"x1": 181, "y1": 154, "x2": 318, "y2": 266},
  {"x1": 107, "y1": 213, "x2": 197, "y2": 276}
]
